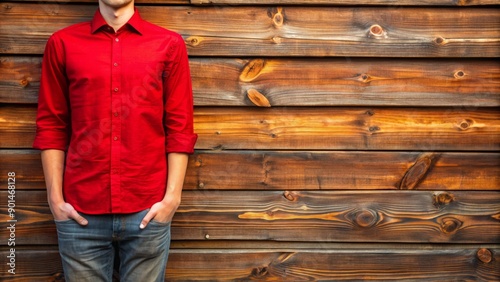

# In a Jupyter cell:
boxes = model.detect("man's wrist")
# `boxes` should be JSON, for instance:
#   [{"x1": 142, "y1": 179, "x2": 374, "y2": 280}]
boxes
[
  {"x1": 162, "y1": 190, "x2": 181, "y2": 205},
  {"x1": 48, "y1": 195, "x2": 65, "y2": 206}
]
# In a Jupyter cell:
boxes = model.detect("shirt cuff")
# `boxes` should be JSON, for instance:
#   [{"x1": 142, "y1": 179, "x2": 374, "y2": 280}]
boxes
[
  {"x1": 32, "y1": 129, "x2": 69, "y2": 151},
  {"x1": 165, "y1": 133, "x2": 198, "y2": 154}
]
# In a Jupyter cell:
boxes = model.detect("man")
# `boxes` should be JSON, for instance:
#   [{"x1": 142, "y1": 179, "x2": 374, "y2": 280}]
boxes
[{"x1": 33, "y1": 0, "x2": 197, "y2": 280}]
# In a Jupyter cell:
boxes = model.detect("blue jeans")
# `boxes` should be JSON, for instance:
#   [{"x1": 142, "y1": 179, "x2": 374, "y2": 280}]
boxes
[{"x1": 55, "y1": 209, "x2": 171, "y2": 282}]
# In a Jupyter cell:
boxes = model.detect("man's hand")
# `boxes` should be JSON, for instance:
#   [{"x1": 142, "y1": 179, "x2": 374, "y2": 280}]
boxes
[
  {"x1": 50, "y1": 201, "x2": 88, "y2": 226},
  {"x1": 139, "y1": 194, "x2": 180, "y2": 229},
  {"x1": 41, "y1": 149, "x2": 88, "y2": 226}
]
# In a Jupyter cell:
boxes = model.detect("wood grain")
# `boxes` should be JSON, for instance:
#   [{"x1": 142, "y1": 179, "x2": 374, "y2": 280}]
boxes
[
  {"x1": 194, "y1": 107, "x2": 500, "y2": 151},
  {"x1": 9, "y1": 0, "x2": 188, "y2": 3},
  {"x1": 2, "y1": 1, "x2": 499, "y2": 280},
  {"x1": 166, "y1": 247, "x2": 500, "y2": 281},
  {"x1": 192, "y1": 0, "x2": 500, "y2": 5},
  {"x1": 1, "y1": 4, "x2": 499, "y2": 57},
  {"x1": 1, "y1": 190, "x2": 500, "y2": 244},
  {"x1": 186, "y1": 151, "x2": 500, "y2": 190},
  {"x1": 2, "y1": 149, "x2": 499, "y2": 191},
  {"x1": 1, "y1": 246, "x2": 498, "y2": 281},
  {"x1": 2, "y1": 106, "x2": 499, "y2": 150},
  {"x1": 7, "y1": 0, "x2": 499, "y2": 5},
  {"x1": 2, "y1": 56, "x2": 499, "y2": 106}
]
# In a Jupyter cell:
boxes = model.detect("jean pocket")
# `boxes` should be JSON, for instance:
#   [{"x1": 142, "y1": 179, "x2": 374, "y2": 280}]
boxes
[
  {"x1": 54, "y1": 218, "x2": 74, "y2": 223},
  {"x1": 149, "y1": 219, "x2": 171, "y2": 227}
]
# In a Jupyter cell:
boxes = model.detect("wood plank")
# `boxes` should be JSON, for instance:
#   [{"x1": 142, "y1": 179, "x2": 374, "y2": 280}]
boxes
[
  {"x1": 166, "y1": 247, "x2": 500, "y2": 281},
  {"x1": 1, "y1": 4, "x2": 499, "y2": 57},
  {"x1": 193, "y1": 58, "x2": 500, "y2": 107},
  {"x1": 193, "y1": 107, "x2": 500, "y2": 151},
  {"x1": 193, "y1": 0, "x2": 500, "y2": 5},
  {"x1": 186, "y1": 151, "x2": 500, "y2": 190},
  {"x1": 0, "y1": 150, "x2": 46, "y2": 190},
  {"x1": 9, "y1": 0, "x2": 189, "y2": 3},
  {"x1": 3, "y1": 56, "x2": 500, "y2": 107},
  {"x1": 1, "y1": 246, "x2": 498, "y2": 281},
  {"x1": 6, "y1": 0, "x2": 499, "y2": 5},
  {"x1": 1, "y1": 190, "x2": 499, "y2": 244},
  {"x1": 0, "y1": 248, "x2": 64, "y2": 281},
  {"x1": 2, "y1": 106, "x2": 499, "y2": 150},
  {"x1": 0, "y1": 57, "x2": 40, "y2": 104},
  {"x1": 1, "y1": 149, "x2": 499, "y2": 190}
]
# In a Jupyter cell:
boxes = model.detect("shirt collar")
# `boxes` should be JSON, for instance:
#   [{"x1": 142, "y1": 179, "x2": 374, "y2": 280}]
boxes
[{"x1": 91, "y1": 7, "x2": 144, "y2": 35}]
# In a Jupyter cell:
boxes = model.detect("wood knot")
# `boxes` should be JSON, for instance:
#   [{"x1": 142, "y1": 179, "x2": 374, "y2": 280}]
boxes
[
  {"x1": 271, "y1": 36, "x2": 282, "y2": 44},
  {"x1": 20, "y1": 78, "x2": 30, "y2": 87},
  {"x1": 252, "y1": 266, "x2": 269, "y2": 278},
  {"x1": 454, "y1": 70, "x2": 465, "y2": 79},
  {"x1": 434, "y1": 36, "x2": 447, "y2": 45},
  {"x1": 52, "y1": 272, "x2": 65, "y2": 281},
  {"x1": 353, "y1": 209, "x2": 378, "y2": 228},
  {"x1": 399, "y1": 153, "x2": 437, "y2": 190},
  {"x1": 194, "y1": 158, "x2": 203, "y2": 167},
  {"x1": 455, "y1": 119, "x2": 474, "y2": 131},
  {"x1": 283, "y1": 191, "x2": 297, "y2": 202},
  {"x1": 358, "y1": 73, "x2": 372, "y2": 83},
  {"x1": 247, "y1": 89, "x2": 271, "y2": 107},
  {"x1": 368, "y1": 24, "x2": 387, "y2": 38},
  {"x1": 477, "y1": 248, "x2": 493, "y2": 264},
  {"x1": 186, "y1": 36, "x2": 202, "y2": 47},
  {"x1": 273, "y1": 7, "x2": 284, "y2": 27},
  {"x1": 240, "y1": 59, "x2": 266, "y2": 82},
  {"x1": 369, "y1": 126, "x2": 380, "y2": 132},
  {"x1": 433, "y1": 192, "x2": 455, "y2": 208},
  {"x1": 457, "y1": 0, "x2": 473, "y2": 5},
  {"x1": 440, "y1": 217, "x2": 463, "y2": 234}
]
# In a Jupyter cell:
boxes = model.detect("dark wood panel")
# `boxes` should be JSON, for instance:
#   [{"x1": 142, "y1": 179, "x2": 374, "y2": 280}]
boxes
[
  {"x1": 0, "y1": 246, "x2": 498, "y2": 281},
  {"x1": 2, "y1": 150, "x2": 499, "y2": 191},
  {"x1": 0, "y1": 105, "x2": 36, "y2": 149},
  {"x1": 2, "y1": 106, "x2": 499, "y2": 150},
  {"x1": 2, "y1": 56, "x2": 499, "y2": 107},
  {"x1": 186, "y1": 151, "x2": 500, "y2": 190},
  {"x1": 9, "y1": 0, "x2": 189, "y2": 3},
  {"x1": 1, "y1": 190, "x2": 499, "y2": 244},
  {"x1": 0, "y1": 56, "x2": 40, "y2": 104},
  {"x1": 167, "y1": 247, "x2": 500, "y2": 281},
  {"x1": 6, "y1": 0, "x2": 499, "y2": 5},
  {"x1": 193, "y1": 0, "x2": 500, "y2": 5},
  {"x1": 0, "y1": 150, "x2": 46, "y2": 189},
  {"x1": 1, "y1": 4, "x2": 499, "y2": 57}
]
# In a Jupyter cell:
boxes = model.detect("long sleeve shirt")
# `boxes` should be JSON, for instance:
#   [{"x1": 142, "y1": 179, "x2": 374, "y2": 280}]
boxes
[{"x1": 33, "y1": 9, "x2": 197, "y2": 214}]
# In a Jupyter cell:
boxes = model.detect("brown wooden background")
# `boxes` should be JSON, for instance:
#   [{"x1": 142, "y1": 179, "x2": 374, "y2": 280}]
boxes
[{"x1": 1, "y1": 0, "x2": 500, "y2": 281}]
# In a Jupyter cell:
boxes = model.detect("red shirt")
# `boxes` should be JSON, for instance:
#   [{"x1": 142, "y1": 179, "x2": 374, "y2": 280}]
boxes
[{"x1": 33, "y1": 9, "x2": 197, "y2": 214}]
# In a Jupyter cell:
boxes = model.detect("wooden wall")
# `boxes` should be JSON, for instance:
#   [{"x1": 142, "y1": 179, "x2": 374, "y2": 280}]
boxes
[{"x1": 1, "y1": 0, "x2": 499, "y2": 280}]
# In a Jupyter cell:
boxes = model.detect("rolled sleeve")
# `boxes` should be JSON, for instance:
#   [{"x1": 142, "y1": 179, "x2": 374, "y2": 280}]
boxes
[
  {"x1": 33, "y1": 34, "x2": 71, "y2": 151},
  {"x1": 163, "y1": 34, "x2": 197, "y2": 154}
]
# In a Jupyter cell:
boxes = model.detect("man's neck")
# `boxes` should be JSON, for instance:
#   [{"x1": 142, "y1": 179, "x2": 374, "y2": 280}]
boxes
[{"x1": 98, "y1": 1, "x2": 135, "y2": 32}]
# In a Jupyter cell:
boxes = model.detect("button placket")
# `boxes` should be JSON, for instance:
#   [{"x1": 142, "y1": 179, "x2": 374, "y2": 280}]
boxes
[{"x1": 110, "y1": 33, "x2": 123, "y2": 212}]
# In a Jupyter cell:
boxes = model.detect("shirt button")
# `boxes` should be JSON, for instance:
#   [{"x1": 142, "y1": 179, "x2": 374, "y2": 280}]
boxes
[
  {"x1": 113, "y1": 112, "x2": 119, "y2": 117},
  {"x1": 115, "y1": 38, "x2": 119, "y2": 42},
  {"x1": 114, "y1": 88, "x2": 119, "y2": 92},
  {"x1": 113, "y1": 136, "x2": 119, "y2": 141},
  {"x1": 113, "y1": 62, "x2": 118, "y2": 67}
]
